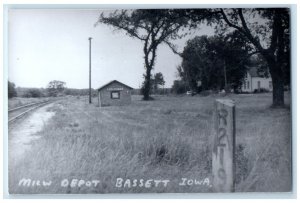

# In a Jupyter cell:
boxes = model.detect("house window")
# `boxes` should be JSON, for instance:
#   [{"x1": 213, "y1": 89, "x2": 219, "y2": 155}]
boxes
[
  {"x1": 257, "y1": 81, "x2": 261, "y2": 89},
  {"x1": 111, "y1": 91, "x2": 120, "y2": 99},
  {"x1": 269, "y1": 81, "x2": 272, "y2": 89},
  {"x1": 247, "y1": 81, "x2": 250, "y2": 89}
]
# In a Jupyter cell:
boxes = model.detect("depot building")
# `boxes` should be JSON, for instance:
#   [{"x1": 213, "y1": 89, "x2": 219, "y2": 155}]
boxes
[{"x1": 97, "y1": 80, "x2": 133, "y2": 107}]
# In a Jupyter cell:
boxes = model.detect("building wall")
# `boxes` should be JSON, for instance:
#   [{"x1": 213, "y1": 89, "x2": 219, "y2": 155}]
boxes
[
  {"x1": 241, "y1": 72, "x2": 252, "y2": 92},
  {"x1": 252, "y1": 77, "x2": 272, "y2": 91},
  {"x1": 98, "y1": 82, "x2": 132, "y2": 107},
  {"x1": 241, "y1": 72, "x2": 273, "y2": 92}
]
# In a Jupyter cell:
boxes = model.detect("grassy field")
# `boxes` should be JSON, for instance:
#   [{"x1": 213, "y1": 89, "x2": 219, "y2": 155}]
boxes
[
  {"x1": 8, "y1": 97, "x2": 50, "y2": 109},
  {"x1": 8, "y1": 93, "x2": 291, "y2": 194}
]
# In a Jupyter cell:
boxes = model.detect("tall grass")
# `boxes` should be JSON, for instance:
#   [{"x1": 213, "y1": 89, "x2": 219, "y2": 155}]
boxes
[
  {"x1": 8, "y1": 97, "x2": 49, "y2": 109},
  {"x1": 9, "y1": 93, "x2": 291, "y2": 194}
]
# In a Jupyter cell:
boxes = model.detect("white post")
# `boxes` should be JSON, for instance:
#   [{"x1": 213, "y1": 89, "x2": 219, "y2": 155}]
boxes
[{"x1": 212, "y1": 99, "x2": 236, "y2": 192}]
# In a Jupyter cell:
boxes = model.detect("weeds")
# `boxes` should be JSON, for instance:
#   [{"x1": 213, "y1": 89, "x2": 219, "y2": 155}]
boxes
[
  {"x1": 9, "y1": 93, "x2": 291, "y2": 193},
  {"x1": 8, "y1": 97, "x2": 48, "y2": 109}
]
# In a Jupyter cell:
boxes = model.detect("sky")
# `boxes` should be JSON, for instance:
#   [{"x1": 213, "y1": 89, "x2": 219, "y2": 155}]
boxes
[{"x1": 8, "y1": 9, "x2": 214, "y2": 89}]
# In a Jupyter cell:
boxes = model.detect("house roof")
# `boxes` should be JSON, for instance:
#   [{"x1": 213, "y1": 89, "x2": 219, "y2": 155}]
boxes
[
  {"x1": 247, "y1": 66, "x2": 268, "y2": 78},
  {"x1": 97, "y1": 80, "x2": 134, "y2": 91}
]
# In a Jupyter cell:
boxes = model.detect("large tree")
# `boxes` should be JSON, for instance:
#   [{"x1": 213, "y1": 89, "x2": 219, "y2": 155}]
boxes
[
  {"x1": 209, "y1": 8, "x2": 290, "y2": 107},
  {"x1": 167, "y1": 8, "x2": 290, "y2": 106},
  {"x1": 180, "y1": 32, "x2": 252, "y2": 92},
  {"x1": 96, "y1": 9, "x2": 290, "y2": 106},
  {"x1": 96, "y1": 10, "x2": 196, "y2": 100},
  {"x1": 47, "y1": 80, "x2": 66, "y2": 97}
]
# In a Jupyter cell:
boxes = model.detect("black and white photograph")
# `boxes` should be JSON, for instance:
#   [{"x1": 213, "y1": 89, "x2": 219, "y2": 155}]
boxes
[{"x1": 5, "y1": 6, "x2": 292, "y2": 195}]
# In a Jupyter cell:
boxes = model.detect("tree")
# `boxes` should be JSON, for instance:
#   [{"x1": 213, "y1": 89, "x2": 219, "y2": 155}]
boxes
[
  {"x1": 47, "y1": 80, "x2": 66, "y2": 97},
  {"x1": 8, "y1": 81, "x2": 17, "y2": 98},
  {"x1": 210, "y1": 8, "x2": 290, "y2": 107},
  {"x1": 152, "y1": 72, "x2": 165, "y2": 93},
  {"x1": 180, "y1": 33, "x2": 252, "y2": 92},
  {"x1": 97, "y1": 8, "x2": 290, "y2": 106},
  {"x1": 24, "y1": 88, "x2": 44, "y2": 98},
  {"x1": 171, "y1": 80, "x2": 187, "y2": 94},
  {"x1": 96, "y1": 10, "x2": 192, "y2": 100},
  {"x1": 161, "y1": 8, "x2": 289, "y2": 106}
]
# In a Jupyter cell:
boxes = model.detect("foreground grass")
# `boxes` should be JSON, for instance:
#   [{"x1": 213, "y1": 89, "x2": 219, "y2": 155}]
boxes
[{"x1": 9, "y1": 93, "x2": 291, "y2": 194}]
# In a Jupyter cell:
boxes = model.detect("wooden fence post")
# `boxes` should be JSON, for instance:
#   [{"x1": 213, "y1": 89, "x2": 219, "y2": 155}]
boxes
[{"x1": 212, "y1": 99, "x2": 236, "y2": 192}]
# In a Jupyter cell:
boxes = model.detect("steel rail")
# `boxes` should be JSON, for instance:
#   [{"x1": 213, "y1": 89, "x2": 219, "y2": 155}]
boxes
[
  {"x1": 8, "y1": 100, "x2": 50, "y2": 112},
  {"x1": 8, "y1": 101, "x2": 52, "y2": 123}
]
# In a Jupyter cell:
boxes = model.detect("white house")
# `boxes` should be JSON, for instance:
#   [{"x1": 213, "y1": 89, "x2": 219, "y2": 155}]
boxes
[{"x1": 241, "y1": 67, "x2": 273, "y2": 93}]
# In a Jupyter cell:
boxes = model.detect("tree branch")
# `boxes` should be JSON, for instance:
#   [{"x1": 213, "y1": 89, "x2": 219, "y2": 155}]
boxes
[
  {"x1": 238, "y1": 9, "x2": 252, "y2": 35},
  {"x1": 149, "y1": 29, "x2": 158, "y2": 68},
  {"x1": 221, "y1": 9, "x2": 265, "y2": 54},
  {"x1": 237, "y1": 9, "x2": 265, "y2": 53},
  {"x1": 269, "y1": 10, "x2": 280, "y2": 54},
  {"x1": 98, "y1": 12, "x2": 147, "y2": 41},
  {"x1": 163, "y1": 41, "x2": 183, "y2": 57},
  {"x1": 220, "y1": 9, "x2": 245, "y2": 33},
  {"x1": 145, "y1": 24, "x2": 156, "y2": 56},
  {"x1": 237, "y1": 50, "x2": 259, "y2": 65}
]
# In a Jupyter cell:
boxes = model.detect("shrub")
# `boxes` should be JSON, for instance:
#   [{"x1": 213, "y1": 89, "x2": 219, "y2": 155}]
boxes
[
  {"x1": 199, "y1": 90, "x2": 212, "y2": 96},
  {"x1": 8, "y1": 81, "x2": 17, "y2": 98},
  {"x1": 23, "y1": 88, "x2": 44, "y2": 98},
  {"x1": 253, "y1": 88, "x2": 269, "y2": 93},
  {"x1": 171, "y1": 80, "x2": 187, "y2": 94}
]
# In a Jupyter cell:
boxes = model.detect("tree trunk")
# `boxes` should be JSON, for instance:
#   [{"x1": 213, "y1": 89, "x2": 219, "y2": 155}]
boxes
[
  {"x1": 270, "y1": 69, "x2": 285, "y2": 107},
  {"x1": 142, "y1": 38, "x2": 157, "y2": 100},
  {"x1": 143, "y1": 65, "x2": 152, "y2": 100},
  {"x1": 266, "y1": 59, "x2": 285, "y2": 107},
  {"x1": 272, "y1": 78, "x2": 284, "y2": 107}
]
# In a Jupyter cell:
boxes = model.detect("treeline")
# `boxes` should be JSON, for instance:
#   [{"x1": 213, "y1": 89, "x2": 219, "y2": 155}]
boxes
[
  {"x1": 171, "y1": 33, "x2": 255, "y2": 95},
  {"x1": 8, "y1": 81, "x2": 97, "y2": 98},
  {"x1": 170, "y1": 33, "x2": 290, "y2": 95},
  {"x1": 64, "y1": 88, "x2": 97, "y2": 96},
  {"x1": 132, "y1": 88, "x2": 172, "y2": 95},
  {"x1": 16, "y1": 87, "x2": 47, "y2": 98},
  {"x1": 8, "y1": 81, "x2": 17, "y2": 98}
]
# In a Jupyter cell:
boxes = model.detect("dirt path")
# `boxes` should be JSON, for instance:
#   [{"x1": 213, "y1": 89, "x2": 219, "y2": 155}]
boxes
[{"x1": 8, "y1": 103, "x2": 55, "y2": 167}]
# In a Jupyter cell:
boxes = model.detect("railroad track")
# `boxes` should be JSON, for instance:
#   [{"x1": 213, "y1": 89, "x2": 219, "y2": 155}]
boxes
[{"x1": 8, "y1": 100, "x2": 53, "y2": 124}]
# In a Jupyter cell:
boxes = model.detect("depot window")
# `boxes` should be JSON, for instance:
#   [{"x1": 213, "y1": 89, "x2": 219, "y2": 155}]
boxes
[{"x1": 111, "y1": 91, "x2": 120, "y2": 99}]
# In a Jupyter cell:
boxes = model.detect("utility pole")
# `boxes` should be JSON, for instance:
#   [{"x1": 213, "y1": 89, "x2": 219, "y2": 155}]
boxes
[{"x1": 88, "y1": 37, "x2": 92, "y2": 104}]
